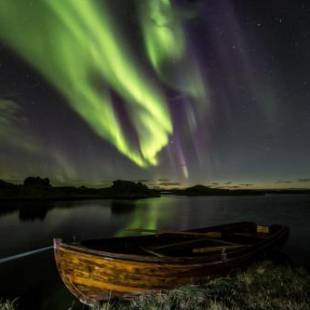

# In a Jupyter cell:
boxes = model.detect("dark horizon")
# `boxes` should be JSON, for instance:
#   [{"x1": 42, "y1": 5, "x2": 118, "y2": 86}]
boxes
[{"x1": 2, "y1": 175, "x2": 310, "y2": 191}]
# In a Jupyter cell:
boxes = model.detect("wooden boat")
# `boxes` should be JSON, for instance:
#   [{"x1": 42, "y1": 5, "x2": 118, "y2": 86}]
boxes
[{"x1": 54, "y1": 222, "x2": 289, "y2": 306}]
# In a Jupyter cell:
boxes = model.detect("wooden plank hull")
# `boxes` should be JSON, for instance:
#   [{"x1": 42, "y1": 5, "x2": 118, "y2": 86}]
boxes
[{"x1": 54, "y1": 222, "x2": 289, "y2": 306}]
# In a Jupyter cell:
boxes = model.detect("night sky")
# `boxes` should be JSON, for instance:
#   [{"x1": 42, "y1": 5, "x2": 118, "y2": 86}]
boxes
[{"x1": 0, "y1": 0, "x2": 310, "y2": 188}]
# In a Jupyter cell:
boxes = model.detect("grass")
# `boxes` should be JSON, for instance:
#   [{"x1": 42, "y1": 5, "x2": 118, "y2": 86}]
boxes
[
  {"x1": 0, "y1": 299, "x2": 17, "y2": 310},
  {"x1": 97, "y1": 261, "x2": 310, "y2": 310},
  {"x1": 2, "y1": 262, "x2": 310, "y2": 310}
]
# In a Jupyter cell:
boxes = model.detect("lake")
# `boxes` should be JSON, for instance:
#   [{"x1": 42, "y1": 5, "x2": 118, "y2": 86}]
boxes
[{"x1": 0, "y1": 194, "x2": 310, "y2": 309}]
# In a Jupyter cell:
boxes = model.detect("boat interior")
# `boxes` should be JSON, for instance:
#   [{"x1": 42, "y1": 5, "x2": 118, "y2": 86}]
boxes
[{"x1": 79, "y1": 222, "x2": 281, "y2": 258}]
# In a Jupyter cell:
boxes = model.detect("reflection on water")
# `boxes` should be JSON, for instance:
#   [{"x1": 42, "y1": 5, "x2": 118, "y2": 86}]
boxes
[
  {"x1": 18, "y1": 206, "x2": 50, "y2": 222},
  {"x1": 110, "y1": 200, "x2": 137, "y2": 215},
  {"x1": 0, "y1": 201, "x2": 53, "y2": 222},
  {"x1": 116, "y1": 197, "x2": 172, "y2": 236},
  {"x1": 0, "y1": 195, "x2": 310, "y2": 309}
]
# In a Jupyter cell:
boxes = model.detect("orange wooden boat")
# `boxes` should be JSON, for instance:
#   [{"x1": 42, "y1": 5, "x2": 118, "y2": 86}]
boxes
[{"x1": 54, "y1": 222, "x2": 289, "y2": 306}]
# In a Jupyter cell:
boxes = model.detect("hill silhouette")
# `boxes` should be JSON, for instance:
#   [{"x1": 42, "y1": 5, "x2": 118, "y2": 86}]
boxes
[
  {"x1": 165, "y1": 184, "x2": 310, "y2": 196},
  {"x1": 167, "y1": 184, "x2": 263, "y2": 196},
  {"x1": 0, "y1": 177, "x2": 159, "y2": 201}
]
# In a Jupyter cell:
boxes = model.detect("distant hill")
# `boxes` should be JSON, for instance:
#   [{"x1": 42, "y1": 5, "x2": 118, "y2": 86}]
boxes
[
  {"x1": 164, "y1": 184, "x2": 310, "y2": 196},
  {"x1": 0, "y1": 177, "x2": 160, "y2": 201},
  {"x1": 167, "y1": 184, "x2": 263, "y2": 196},
  {"x1": 1, "y1": 178, "x2": 309, "y2": 201}
]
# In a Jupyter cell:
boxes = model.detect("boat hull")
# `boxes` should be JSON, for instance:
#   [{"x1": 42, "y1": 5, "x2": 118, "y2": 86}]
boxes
[{"x1": 54, "y1": 222, "x2": 289, "y2": 305}]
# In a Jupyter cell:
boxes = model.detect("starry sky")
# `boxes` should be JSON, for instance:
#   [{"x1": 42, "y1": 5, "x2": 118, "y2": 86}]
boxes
[{"x1": 0, "y1": 0, "x2": 310, "y2": 188}]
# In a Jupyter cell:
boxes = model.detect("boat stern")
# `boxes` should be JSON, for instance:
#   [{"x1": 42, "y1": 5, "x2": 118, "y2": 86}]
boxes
[{"x1": 53, "y1": 238, "x2": 109, "y2": 307}]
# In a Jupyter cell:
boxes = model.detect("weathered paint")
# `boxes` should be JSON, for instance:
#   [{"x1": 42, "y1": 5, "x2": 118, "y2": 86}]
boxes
[{"x1": 53, "y1": 222, "x2": 289, "y2": 306}]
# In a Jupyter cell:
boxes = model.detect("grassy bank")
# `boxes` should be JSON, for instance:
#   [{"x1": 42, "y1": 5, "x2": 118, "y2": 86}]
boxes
[
  {"x1": 97, "y1": 261, "x2": 310, "y2": 310},
  {"x1": 1, "y1": 261, "x2": 310, "y2": 310},
  {"x1": 0, "y1": 299, "x2": 16, "y2": 310}
]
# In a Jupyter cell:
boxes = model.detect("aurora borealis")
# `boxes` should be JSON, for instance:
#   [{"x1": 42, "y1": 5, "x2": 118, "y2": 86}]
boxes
[
  {"x1": 0, "y1": 0, "x2": 175, "y2": 167},
  {"x1": 0, "y1": 0, "x2": 310, "y2": 187}
]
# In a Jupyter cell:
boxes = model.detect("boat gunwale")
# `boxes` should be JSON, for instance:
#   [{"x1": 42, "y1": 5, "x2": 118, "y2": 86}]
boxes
[{"x1": 54, "y1": 222, "x2": 289, "y2": 264}]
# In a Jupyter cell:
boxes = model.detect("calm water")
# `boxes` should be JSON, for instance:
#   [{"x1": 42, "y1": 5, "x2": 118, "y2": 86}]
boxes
[{"x1": 0, "y1": 195, "x2": 310, "y2": 309}]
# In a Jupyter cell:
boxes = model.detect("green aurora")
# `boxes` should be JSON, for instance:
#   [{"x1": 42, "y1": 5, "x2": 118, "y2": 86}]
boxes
[
  {"x1": 139, "y1": 0, "x2": 206, "y2": 100},
  {"x1": 0, "y1": 0, "x2": 199, "y2": 167}
]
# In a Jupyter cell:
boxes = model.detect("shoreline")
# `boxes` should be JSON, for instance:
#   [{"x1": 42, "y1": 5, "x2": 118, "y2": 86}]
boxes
[
  {"x1": 1, "y1": 261, "x2": 309, "y2": 310},
  {"x1": 0, "y1": 194, "x2": 159, "y2": 202},
  {"x1": 0, "y1": 179, "x2": 160, "y2": 202},
  {"x1": 2, "y1": 190, "x2": 310, "y2": 202},
  {"x1": 2, "y1": 178, "x2": 310, "y2": 202}
]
